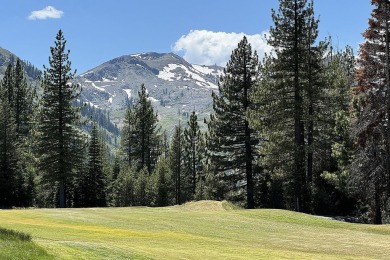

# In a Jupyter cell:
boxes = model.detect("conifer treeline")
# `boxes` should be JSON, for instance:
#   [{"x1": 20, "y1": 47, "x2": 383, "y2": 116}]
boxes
[{"x1": 1, "y1": 0, "x2": 390, "y2": 224}]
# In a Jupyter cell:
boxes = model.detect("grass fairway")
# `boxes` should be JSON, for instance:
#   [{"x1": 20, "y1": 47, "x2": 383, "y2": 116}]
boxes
[{"x1": 1, "y1": 201, "x2": 390, "y2": 259}]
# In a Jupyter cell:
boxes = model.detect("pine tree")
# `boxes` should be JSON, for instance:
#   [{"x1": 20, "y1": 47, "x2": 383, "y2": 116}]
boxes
[
  {"x1": 36, "y1": 30, "x2": 84, "y2": 208},
  {"x1": 2, "y1": 64, "x2": 14, "y2": 105},
  {"x1": 80, "y1": 123, "x2": 106, "y2": 207},
  {"x1": 151, "y1": 157, "x2": 173, "y2": 207},
  {"x1": 207, "y1": 37, "x2": 259, "y2": 208},
  {"x1": 121, "y1": 84, "x2": 160, "y2": 173},
  {"x1": 134, "y1": 167, "x2": 149, "y2": 206},
  {"x1": 194, "y1": 132, "x2": 208, "y2": 200},
  {"x1": 0, "y1": 60, "x2": 35, "y2": 208},
  {"x1": 313, "y1": 47, "x2": 356, "y2": 215},
  {"x1": 183, "y1": 111, "x2": 202, "y2": 197},
  {"x1": 112, "y1": 153, "x2": 121, "y2": 181},
  {"x1": 170, "y1": 123, "x2": 184, "y2": 204},
  {"x1": 112, "y1": 165, "x2": 136, "y2": 206},
  {"x1": 122, "y1": 108, "x2": 137, "y2": 166},
  {"x1": 249, "y1": 0, "x2": 322, "y2": 212},
  {"x1": 351, "y1": 0, "x2": 390, "y2": 224},
  {"x1": 13, "y1": 59, "x2": 32, "y2": 138},
  {"x1": 0, "y1": 96, "x2": 18, "y2": 207}
]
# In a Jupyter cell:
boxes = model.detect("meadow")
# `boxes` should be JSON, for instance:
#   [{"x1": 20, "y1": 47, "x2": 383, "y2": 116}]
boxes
[{"x1": 1, "y1": 201, "x2": 390, "y2": 259}]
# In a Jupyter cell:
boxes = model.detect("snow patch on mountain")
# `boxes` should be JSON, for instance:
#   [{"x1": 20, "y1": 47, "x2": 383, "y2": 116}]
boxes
[
  {"x1": 158, "y1": 63, "x2": 218, "y2": 89},
  {"x1": 80, "y1": 70, "x2": 94, "y2": 77},
  {"x1": 148, "y1": 97, "x2": 159, "y2": 102},
  {"x1": 85, "y1": 101, "x2": 99, "y2": 108},
  {"x1": 91, "y1": 82, "x2": 106, "y2": 92},
  {"x1": 102, "y1": 77, "x2": 117, "y2": 82},
  {"x1": 157, "y1": 64, "x2": 178, "y2": 81},
  {"x1": 193, "y1": 65, "x2": 214, "y2": 75},
  {"x1": 123, "y1": 89, "x2": 132, "y2": 99}
]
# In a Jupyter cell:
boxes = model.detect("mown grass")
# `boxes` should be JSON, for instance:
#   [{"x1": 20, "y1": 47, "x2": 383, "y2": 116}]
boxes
[
  {"x1": 0, "y1": 227, "x2": 53, "y2": 259},
  {"x1": 0, "y1": 201, "x2": 390, "y2": 259}
]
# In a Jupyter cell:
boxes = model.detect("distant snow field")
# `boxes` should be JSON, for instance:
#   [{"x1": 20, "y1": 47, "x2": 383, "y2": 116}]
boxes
[
  {"x1": 158, "y1": 63, "x2": 218, "y2": 89},
  {"x1": 148, "y1": 97, "x2": 159, "y2": 102},
  {"x1": 123, "y1": 89, "x2": 132, "y2": 99}
]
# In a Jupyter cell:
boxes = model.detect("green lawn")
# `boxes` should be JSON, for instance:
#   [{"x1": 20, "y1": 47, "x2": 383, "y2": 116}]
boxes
[
  {"x1": 1, "y1": 201, "x2": 390, "y2": 259},
  {"x1": 0, "y1": 227, "x2": 52, "y2": 260}
]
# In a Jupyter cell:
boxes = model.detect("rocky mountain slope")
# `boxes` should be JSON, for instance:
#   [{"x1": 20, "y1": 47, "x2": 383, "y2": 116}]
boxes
[
  {"x1": 75, "y1": 52, "x2": 223, "y2": 131},
  {"x1": 0, "y1": 47, "x2": 41, "y2": 81}
]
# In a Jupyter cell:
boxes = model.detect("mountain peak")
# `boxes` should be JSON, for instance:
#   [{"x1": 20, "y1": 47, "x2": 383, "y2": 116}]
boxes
[{"x1": 76, "y1": 52, "x2": 223, "y2": 130}]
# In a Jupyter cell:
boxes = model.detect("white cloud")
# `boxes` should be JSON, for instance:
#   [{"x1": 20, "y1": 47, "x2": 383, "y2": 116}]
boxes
[
  {"x1": 28, "y1": 6, "x2": 64, "y2": 20},
  {"x1": 173, "y1": 30, "x2": 272, "y2": 66}
]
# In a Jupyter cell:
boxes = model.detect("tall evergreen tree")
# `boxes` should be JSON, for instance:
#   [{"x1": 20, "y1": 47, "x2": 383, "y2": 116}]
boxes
[
  {"x1": 183, "y1": 111, "x2": 202, "y2": 197},
  {"x1": 36, "y1": 30, "x2": 84, "y2": 208},
  {"x1": 207, "y1": 37, "x2": 259, "y2": 208},
  {"x1": 351, "y1": 0, "x2": 390, "y2": 224},
  {"x1": 0, "y1": 60, "x2": 35, "y2": 208},
  {"x1": 2, "y1": 64, "x2": 14, "y2": 105},
  {"x1": 0, "y1": 96, "x2": 18, "y2": 207},
  {"x1": 249, "y1": 0, "x2": 322, "y2": 212},
  {"x1": 121, "y1": 84, "x2": 160, "y2": 173},
  {"x1": 151, "y1": 157, "x2": 173, "y2": 207},
  {"x1": 80, "y1": 123, "x2": 106, "y2": 207},
  {"x1": 13, "y1": 59, "x2": 32, "y2": 138},
  {"x1": 170, "y1": 123, "x2": 184, "y2": 205},
  {"x1": 312, "y1": 47, "x2": 356, "y2": 215},
  {"x1": 112, "y1": 165, "x2": 136, "y2": 207}
]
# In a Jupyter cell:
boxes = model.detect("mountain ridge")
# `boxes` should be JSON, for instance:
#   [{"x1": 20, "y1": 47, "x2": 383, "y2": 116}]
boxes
[
  {"x1": 0, "y1": 47, "x2": 41, "y2": 81},
  {"x1": 75, "y1": 52, "x2": 223, "y2": 131}
]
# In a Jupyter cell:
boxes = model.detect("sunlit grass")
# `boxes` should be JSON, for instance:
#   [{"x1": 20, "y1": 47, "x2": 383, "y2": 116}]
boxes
[{"x1": 1, "y1": 201, "x2": 390, "y2": 259}]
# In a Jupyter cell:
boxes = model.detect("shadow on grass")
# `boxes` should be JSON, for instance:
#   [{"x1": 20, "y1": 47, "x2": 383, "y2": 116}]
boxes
[
  {"x1": 0, "y1": 227, "x2": 31, "y2": 241},
  {"x1": 0, "y1": 227, "x2": 54, "y2": 259}
]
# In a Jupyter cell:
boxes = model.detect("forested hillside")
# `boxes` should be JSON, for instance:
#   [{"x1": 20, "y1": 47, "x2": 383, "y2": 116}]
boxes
[{"x1": 1, "y1": 0, "x2": 390, "y2": 225}]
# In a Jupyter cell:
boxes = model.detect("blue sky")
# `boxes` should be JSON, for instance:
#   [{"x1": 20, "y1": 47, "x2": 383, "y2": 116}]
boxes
[{"x1": 1, "y1": 0, "x2": 371, "y2": 74}]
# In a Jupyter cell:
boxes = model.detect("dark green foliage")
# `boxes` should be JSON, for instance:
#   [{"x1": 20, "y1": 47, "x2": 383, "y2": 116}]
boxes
[
  {"x1": 79, "y1": 123, "x2": 107, "y2": 207},
  {"x1": 36, "y1": 30, "x2": 84, "y2": 208},
  {"x1": 207, "y1": 36, "x2": 260, "y2": 208},
  {"x1": 313, "y1": 47, "x2": 356, "y2": 216},
  {"x1": 13, "y1": 59, "x2": 33, "y2": 138},
  {"x1": 112, "y1": 153, "x2": 121, "y2": 181},
  {"x1": 111, "y1": 165, "x2": 136, "y2": 207},
  {"x1": 0, "y1": 97, "x2": 18, "y2": 207},
  {"x1": 121, "y1": 84, "x2": 160, "y2": 173},
  {"x1": 151, "y1": 158, "x2": 173, "y2": 207},
  {"x1": 249, "y1": 0, "x2": 325, "y2": 212},
  {"x1": 134, "y1": 167, "x2": 149, "y2": 206},
  {"x1": 0, "y1": 58, "x2": 35, "y2": 208},
  {"x1": 2, "y1": 64, "x2": 14, "y2": 104},
  {"x1": 183, "y1": 111, "x2": 203, "y2": 197},
  {"x1": 170, "y1": 123, "x2": 184, "y2": 204}
]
